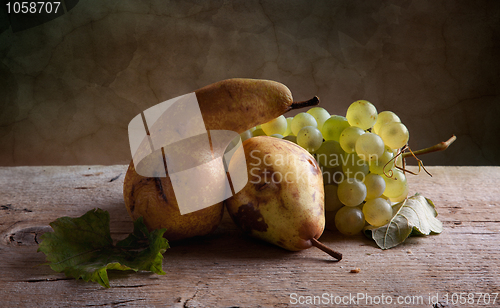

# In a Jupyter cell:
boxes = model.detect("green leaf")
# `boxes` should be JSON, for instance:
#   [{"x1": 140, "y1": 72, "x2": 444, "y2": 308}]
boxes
[
  {"x1": 37, "y1": 208, "x2": 169, "y2": 288},
  {"x1": 364, "y1": 193, "x2": 443, "y2": 250}
]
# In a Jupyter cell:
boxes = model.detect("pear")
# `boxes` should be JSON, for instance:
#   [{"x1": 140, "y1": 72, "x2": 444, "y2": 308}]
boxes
[
  {"x1": 196, "y1": 78, "x2": 319, "y2": 133},
  {"x1": 123, "y1": 162, "x2": 225, "y2": 241},
  {"x1": 225, "y1": 136, "x2": 342, "y2": 260},
  {"x1": 124, "y1": 79, "x2": 319, "y2": 241}
]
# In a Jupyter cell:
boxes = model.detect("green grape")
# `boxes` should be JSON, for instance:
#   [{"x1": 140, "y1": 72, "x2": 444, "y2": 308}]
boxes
[
  {"x1": 284, "y1": 117, "x2": 294, "y2": 136},
  {"x1": 363, "y1": 173, "x2": 386, "y2": 200},
  {"x1": 373, "y1": 111, "x2": 400, "y2": 134},
  {"x1": 342, "y1": 153, "x2": 369, "y2": 181},
  {"x1": 291, "y1": 113, "x2": 317, "y2": 136},
  {"x1": 337, "y1": 178, "x2": 367, "y2": 207},
  {"x1": 355, "y1": 132, "x2": 385, "y2": 161},
  {"x1": 346, "y1": 100, "x2": 378, "y2": 130},
  {"x1": 270, "y1": 134, "x2": 283, "y2": 138},
  {"x1": 315, "y1": 140, "x2": 345, "y2": 168},
  {"x1": 248, "y1": 126, "x2": 257, "y2": 132},
  {"x1": 296, "y1": 126, "x2": 323, "y2": 153},
  {"x1": 261, "y1": 115, "x2": 287, "y2": 136},
  {"x1": 321, "y1": 115, "x2": 350, "y2": 142},
  {"x1": 339, "y1": 126, "x2": 365, "y2": 153},
  {"x1": 307, "y1": 107, "x2": 330, "y2": 131},
  {"x1": 389, "y1": 184, "x2": 409, "y2": 203},
  {"x1": 379, "y1": 122, "x2": 409, "y2": 149},
  {"x1": 240, "y1": 130, "x2": 253, "y2": 142},
  {"x1": 283, "y1": 135, "x2": 297, "y2": 143},
  {"x1": 382, "y1": 168, "x2": 408, "y2": 198},
  {"x1": 335, "y1": 206, "x2": 366, "y2": 235},
  {"x1": 368, "y1": 147, "x2": 395, "y2": 175},
  {"x1": 252, "y1": 128, "x2": 266, "y2": 137},
  {"x1": 362, "y1": 198, "x2": 393, "y2": 227},
  {"x1": 324, "y1": 185, "x2": 344, "y2": 212}
]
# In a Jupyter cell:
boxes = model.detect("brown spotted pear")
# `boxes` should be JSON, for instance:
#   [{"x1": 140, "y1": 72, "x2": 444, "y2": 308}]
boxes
[{"x1": 225, "y1": 136, "x2": 342, "y2": 260}]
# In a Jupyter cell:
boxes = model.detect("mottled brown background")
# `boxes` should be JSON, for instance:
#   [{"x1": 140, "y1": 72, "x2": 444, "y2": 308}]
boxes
[{"x1": 1, "y1": 0, "x2": 499, "y2": 166}]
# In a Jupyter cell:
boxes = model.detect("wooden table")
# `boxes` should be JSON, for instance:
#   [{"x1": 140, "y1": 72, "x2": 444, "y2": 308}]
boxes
[{"x1": 1, "y1": 166, "x2": 499, "y2": 307}]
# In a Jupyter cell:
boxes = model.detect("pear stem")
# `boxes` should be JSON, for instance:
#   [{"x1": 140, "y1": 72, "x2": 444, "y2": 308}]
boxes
[
  {"x1": 290, "y1": 96, "x2": 320, "y2": 110},
  {"x1": 310, "y1": 238, "x2": 342, "y2": 261}
]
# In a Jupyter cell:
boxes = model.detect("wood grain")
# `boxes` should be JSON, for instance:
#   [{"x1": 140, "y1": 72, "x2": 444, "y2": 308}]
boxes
[{"x1": 0, "y1": 166, "x2": 499, "y2": 307}]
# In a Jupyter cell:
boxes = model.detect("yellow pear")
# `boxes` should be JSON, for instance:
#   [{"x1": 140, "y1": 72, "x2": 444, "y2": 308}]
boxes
[
  {"x1": 196, "y1": 78, "x2": 319, "y2": 133},
  {"x1": 225, "y1": 136, "x2": 342, "y2": 260}
]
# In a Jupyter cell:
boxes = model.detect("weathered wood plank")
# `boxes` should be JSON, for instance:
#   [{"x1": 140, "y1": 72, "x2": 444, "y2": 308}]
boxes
[{"x1": 0, "y1": 166, "x2": 499, "y2": 307}]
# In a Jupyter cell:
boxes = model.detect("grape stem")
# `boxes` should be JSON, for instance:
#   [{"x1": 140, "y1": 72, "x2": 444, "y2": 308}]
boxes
[
  {"x1": 402, "y1": 135, "x2": 457, "y2": 158},
  {"x1": 393, "y1": 135, "x2": 456, "y2": 177},
  {"x1": 310, "y1": 238, "x2": 342, "y2": 261},
  {"x1": 403, "y1": 146, "x2": 433, "y2": 177},
  {"x1": 289, "y1": 96, "x2": 320, "y2": 110}
]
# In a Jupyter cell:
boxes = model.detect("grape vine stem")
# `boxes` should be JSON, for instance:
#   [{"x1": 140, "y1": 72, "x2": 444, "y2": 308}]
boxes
[
  {"x1": 402, "y1": 135, "x2": 457, "y2": 158},
  {"x1": 310, "y1": 238, "x2": 342, "y2": 261}
]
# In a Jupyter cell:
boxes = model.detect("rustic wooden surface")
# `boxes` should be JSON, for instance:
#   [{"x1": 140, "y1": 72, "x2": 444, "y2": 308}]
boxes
[{"x1": 0, "y1": 165, "x2": 499, "y2": 307}]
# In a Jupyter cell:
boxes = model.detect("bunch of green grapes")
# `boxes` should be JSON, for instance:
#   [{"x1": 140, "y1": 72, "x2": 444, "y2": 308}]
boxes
[{"x1": 244, "y1": 101, "x2": 410, "y2": 236}]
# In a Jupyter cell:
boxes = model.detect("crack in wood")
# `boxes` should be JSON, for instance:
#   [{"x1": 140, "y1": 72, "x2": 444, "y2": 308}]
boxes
[
  {"x1": 113, "y1": 283, "x2": 156, "y2": 288},
  {"x1": 109, "y1": 173, "x2": 122, "y2": 182},
  {"x1": 5, "y1": 226, "x2": 53, "y2": 246},
  {"x1": 82, "y1": 172, "x2": 104, "y2": 177},
  {"x1": 471, "y1": 220, "x2": 500, "y2": 223},
  {"x1": 85, "y1": 298, "x2": 147, "y2": 307},
  {"x1": 1, "y1": 204, "x2": 33, "y2": 212},
  {"x1": 184, "y1": 281, "x2": 204, "y2": 308},
  {"x1": 452, "y1": 232, "x2": 497, "y2": 235},
  {"x1": 1, "y1": 204, "x2": 12, "y2": 210},
  {"x1": 24, "y1": 277, "x2": 73, "y2": 283},
  {"x1": 184, "y1": 291, "x2": 201, "y2": 308}
]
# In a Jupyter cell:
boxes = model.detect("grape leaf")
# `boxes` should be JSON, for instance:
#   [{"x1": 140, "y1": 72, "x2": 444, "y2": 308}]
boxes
[
  {"x1": 37, "y1": 208, "x2": 169, "y2": 288},
  {"x1": 364, "y1": 193, "x2": 443, "y2": 250}
]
